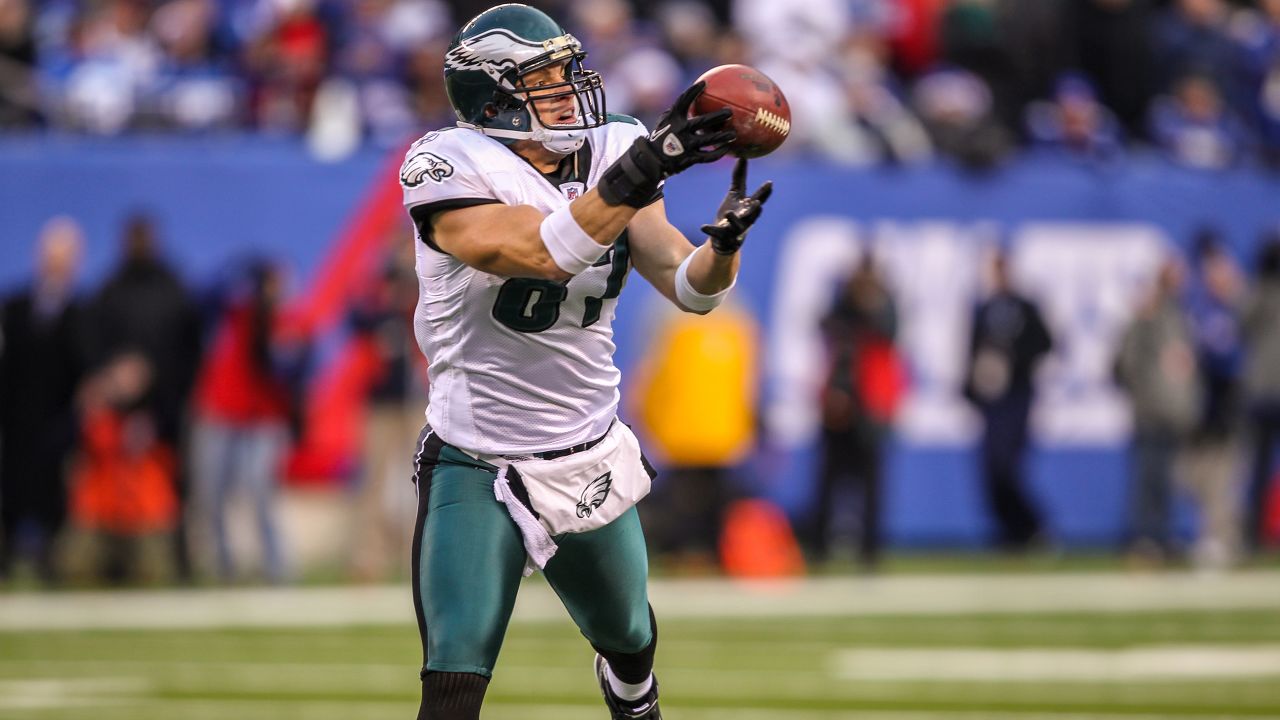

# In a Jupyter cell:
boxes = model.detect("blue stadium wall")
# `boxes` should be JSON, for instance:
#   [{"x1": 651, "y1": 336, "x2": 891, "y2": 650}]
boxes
[{"x1": 3, "y1": 137, "x2": 1278, "y2": 549}]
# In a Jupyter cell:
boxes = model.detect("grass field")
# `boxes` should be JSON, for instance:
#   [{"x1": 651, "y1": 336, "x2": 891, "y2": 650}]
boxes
[{"x1": 3, "y1": 570, "x2": 1280, "y2": 719}]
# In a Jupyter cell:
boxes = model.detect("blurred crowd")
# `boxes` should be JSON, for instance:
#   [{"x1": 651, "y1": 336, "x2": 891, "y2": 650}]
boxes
[
  {"x1": 2, "y1": 0, "x2": 1280, "y2": 168},
  {"x1": 806, "y1": 229, "x2": 1280, "y2": 573},
  {"x1": 1113, "y1": 229, "x2": 1280, "y2": 569},
  {"x1": 626, "y1": 229, "x2": 1280, "y2": 576},
  {"x1": 4, "y1": 0, "x2": 1280, "y2": 587},
  {"x1": 2, "y1": 212, "x2": 1279, "y2": 587},
  {"x1": 0, "y1": 213, "x2": 424, "y2": 586}
]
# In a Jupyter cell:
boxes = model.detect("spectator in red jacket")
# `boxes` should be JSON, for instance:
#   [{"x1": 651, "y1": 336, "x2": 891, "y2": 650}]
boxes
[{"x1": 189, "y1": 260, "x2": 307, "y2": 584}]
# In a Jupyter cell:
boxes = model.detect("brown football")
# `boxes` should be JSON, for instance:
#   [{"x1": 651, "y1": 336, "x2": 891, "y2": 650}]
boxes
[{"x1": 691, "y1": 64, "x2": 791, "y2": 159}]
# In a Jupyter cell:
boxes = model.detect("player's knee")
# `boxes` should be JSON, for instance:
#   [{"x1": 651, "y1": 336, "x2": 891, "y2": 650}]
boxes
[
  {"x1": 583, "y1": 608, "x2": 652, "y2": 655},
  {"x1": 418, "y1": 671, "x2": 489, "y2": 720},
  {"x1": 592, "y1": 606, "x2": 658, "y2": 684},
  {"x1": 616, "y1": 613, "x2": 655, "y2": 654},
  {"x1": 577, "y1": 596, "x2": 655, "y2": 656}
]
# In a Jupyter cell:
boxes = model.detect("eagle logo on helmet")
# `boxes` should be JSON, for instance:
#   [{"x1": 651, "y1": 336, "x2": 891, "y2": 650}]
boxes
[
  {"x1": 400, "y1": 151, "x2": 454, "y2": 188},
  {"x1": 445, "y1": 29, "x2": 553, "y2": 83},
  {"x1": 576, "y1": 471, "x2": 613, "y2": 519}
]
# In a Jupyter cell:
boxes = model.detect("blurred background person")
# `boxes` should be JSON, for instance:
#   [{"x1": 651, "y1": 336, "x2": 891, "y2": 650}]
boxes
[
  {"x1": 344, "y1": 245, "x2": 424, "y2": 583},
  {"x1": 1067, "y1": 0, "x2": 1157, "y2": 140},
  {"x1": 1024, "y1": 73, "x2": 1124, "y2": 162},
  {"x1": 1149, "y1": 73, "x2": 1252, "y2": 170},
  {"x1": 401, "y1": 33, "x2": 455, "y2": 131},
  {"x1": 1114, "y1": 257, "x2": 1201, "y2": 565},
  {"x1": 632, "y1": 299, "x2": 759, "y2": 572},
  {"x1": 0, "y1": 0, "x2": 41, "y2": 127},
  {"x1": 1151, "y1": 0, "x2": 1248, "y2": 118},
  {"x1": 936, "y1": 0, "x2": 1020, "y2": 133},
  {"x1": 242, "y1": 0, "x2": 329, "y2": 134},
  {"x1": 911, "y1": 66, "x2": 1014, "y2": 171},
  {"x1": 87, "y1": 212, "x2": 202, "y2": 581},
  {"x1": 818, "y1": 17, "x2": 934, "y2": 167},
  {"x1": 62, "y1": 351, "x2": 178, "y2": 586},
  {"x1": 654, "y1": 0, "x2": 734, "y2": 84},
  {"x1": 0, "y1": 217, "x2": 87, "y2": 585},
  {"x1": 57, "y1": 0, "x2": 164, "y2": 135},
  {"x1": 732, "y1": 0, "x2": 856, "y2": 158},
  {"x1": 1182, "y1": 229, "x2": 1246, "y2": 569},
  {"x1": 963, "y1": 250, "x2": 1054, "y2": 552},
  {"x1": 808, "y1": 255, "x2": 902, "y2": 571},
  {"x1": 328, "y1": 0, "x2": 452, "y2": 146},
  {"x1": 149, "y1": 0, "x2": 242, "y2": 132},
  {"x1": 189, "y1": 259, "x2": 306, "y2": 584},
  {"x1": 1242, "y1": 230, "x2": 1280, "y2": 554},
  {"x1": 1237, "y1": 0, "x2": 1280, "y2": 168}
]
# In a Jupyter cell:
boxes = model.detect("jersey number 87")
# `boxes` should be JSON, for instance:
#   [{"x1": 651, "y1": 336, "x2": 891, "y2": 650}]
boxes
[{"x1": 491, "y1": 235, "x2": 630, "y2": 333}]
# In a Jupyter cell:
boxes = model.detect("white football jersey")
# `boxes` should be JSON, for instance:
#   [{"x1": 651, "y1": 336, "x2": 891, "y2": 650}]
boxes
[{"x1": 401, "y1": 117, "x2": 655, "y2": 455}]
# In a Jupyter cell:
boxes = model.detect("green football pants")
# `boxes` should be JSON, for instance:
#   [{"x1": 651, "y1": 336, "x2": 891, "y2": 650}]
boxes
[{"x1": 410, "y1": 431, "x2": 654, "y2": 678}]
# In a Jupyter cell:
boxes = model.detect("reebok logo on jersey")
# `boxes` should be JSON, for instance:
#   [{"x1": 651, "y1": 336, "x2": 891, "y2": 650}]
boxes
[
  {"x1": 400, "y1": 151, "x2": 454, "y2": 188},
  {"x1": 576, "y1": 471, "x2": 613, "y2": 518}
]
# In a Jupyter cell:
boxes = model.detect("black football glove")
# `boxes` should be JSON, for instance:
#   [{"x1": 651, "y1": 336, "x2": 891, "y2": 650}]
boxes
[
  {"x1": 701, "y1": 158, "x2": 773, "y2": 255},
  {"x1": 597, "y1": 81, "x2": 736, "y2": 208}
]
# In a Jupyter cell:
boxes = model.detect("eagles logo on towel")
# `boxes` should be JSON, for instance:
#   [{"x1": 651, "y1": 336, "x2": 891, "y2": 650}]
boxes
[{"x1": 576, "y1": 471, "x2": 613, "y2": 518}]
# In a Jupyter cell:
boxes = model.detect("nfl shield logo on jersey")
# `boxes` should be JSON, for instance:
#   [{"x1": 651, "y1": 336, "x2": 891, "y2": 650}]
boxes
[{"x1": 561, "y1": 182, "x2": 584, "y2": 201}]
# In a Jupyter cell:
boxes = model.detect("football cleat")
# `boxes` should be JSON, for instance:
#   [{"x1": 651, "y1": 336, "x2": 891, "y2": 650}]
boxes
[{"x1": 595, "y1": 654, "x2": 662, "y2": 719}]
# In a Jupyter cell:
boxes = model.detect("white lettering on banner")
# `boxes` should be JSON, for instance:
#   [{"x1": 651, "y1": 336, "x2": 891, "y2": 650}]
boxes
[
  {"x1": 767, "y1": 220, "x2": 1170, "y2": 448},
  {"x1": 765, "y1": 217, "x2": 863, "y2": 447},
  {"x1": 1015, "y1": 224, "x2": 1167, "y2": 444},
  {"x1": 873, "y1": 221, "x2": 996, "y2": 445}
]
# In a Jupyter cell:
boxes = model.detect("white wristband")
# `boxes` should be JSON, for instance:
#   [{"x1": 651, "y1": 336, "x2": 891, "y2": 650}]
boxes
[
  {"x1": 675, "y1": 246, "x2": 734, "y2": 312},
  {"x1": 540, "y1": 204, "x2": 609, "y2": 275}
]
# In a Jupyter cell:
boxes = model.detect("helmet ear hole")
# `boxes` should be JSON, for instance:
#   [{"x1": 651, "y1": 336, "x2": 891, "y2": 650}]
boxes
[{"x1": 491, "y1": 92, "x2": 524, "y2": 114}]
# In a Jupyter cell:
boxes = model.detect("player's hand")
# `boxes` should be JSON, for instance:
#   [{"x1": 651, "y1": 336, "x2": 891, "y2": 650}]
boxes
[
  {"x1": 701, "y1": 158, "x2": 772, "y2": 255},
  {"x1": 598, "y1": 81, "x2": 735, "y2": 208},
  {"x1": 644, "y1": 81, "x2": 736, "y2": 175}
]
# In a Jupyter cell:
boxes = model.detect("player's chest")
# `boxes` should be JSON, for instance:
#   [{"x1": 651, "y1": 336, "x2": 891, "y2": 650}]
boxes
[
  {"x1": 486, "y1": 141, "x2": 600, "y2": 211},
  {"x1": 483, "y1": 232, "x2": 631, "y2": 335}
]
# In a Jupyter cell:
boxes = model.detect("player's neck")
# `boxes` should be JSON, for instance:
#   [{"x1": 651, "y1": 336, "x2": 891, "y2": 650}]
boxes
[{"x1": 512, "y1": 140, "x2": 570, "y2": 174}]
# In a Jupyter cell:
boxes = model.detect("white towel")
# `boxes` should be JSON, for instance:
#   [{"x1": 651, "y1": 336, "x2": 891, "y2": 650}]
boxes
[{"x1": 493, "y1": 463, "x2": 558, "y2": 576}]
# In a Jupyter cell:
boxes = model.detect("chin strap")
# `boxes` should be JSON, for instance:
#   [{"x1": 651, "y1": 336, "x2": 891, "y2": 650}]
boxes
[{"x1": 457, "y1": 120, "x2": 586, "y2": 154}]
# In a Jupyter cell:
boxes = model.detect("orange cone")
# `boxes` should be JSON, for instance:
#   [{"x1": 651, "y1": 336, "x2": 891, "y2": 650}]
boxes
[{"x1": 719, "y1": 499, "x2": 806, "y2": 578}]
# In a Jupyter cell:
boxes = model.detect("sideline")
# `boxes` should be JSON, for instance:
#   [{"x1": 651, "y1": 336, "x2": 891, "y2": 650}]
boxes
[{"x1": 2, "y1": 571, "x2": 1279, "y2": 631}]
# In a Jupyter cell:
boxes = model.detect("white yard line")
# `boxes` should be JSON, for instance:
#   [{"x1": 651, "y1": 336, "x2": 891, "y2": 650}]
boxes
[
  {"x1": 0, "y1": 695, "x2": 1259, "y2": 720},
  {"x1": 484, "y1": 706, "x2": 1264, "y2": 720},
  {"x1": 831, "y1": 645, "x2": 1280, "y2": 682},
  {"x1": 0, "y1": 678, "x2": 149, "y2": 710},
  {"x1": 2, "y1": 571, "x2": 1278, "y2": 631}
]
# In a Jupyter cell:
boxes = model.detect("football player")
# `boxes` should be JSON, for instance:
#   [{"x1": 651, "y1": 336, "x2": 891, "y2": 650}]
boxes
[{"x1": 402, "y1": 5, "x2": 772, "y2": 719}]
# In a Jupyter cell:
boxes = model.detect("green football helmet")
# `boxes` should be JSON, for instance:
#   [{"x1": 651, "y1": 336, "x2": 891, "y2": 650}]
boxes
[{"x1": 444, "y1": 3, "x2": 607, "y2": 154}]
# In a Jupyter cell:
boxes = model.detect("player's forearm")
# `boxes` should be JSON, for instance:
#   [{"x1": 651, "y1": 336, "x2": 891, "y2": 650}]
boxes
[
  {"x1": 457, "y1": 198, "x2": 632, "y2": 281},
  {"x1": 569, "y1": 189, "x2": 640, "y2": 247},
  {"x1": 516, "y1": 191, "x2": 637, "y2": 281},
  {"x1": 684, "y1": 243, "x2": 740, "y2": 295}
]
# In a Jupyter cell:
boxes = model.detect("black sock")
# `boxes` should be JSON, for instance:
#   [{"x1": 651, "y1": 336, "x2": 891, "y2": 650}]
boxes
[{"x1": 418, "y1": 671, "x2": 489, "y2": 720}]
